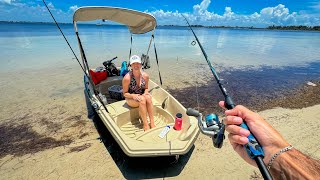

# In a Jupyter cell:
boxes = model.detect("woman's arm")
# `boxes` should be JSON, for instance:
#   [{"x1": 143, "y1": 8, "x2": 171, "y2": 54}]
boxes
[
  {"x1": 143, "y1": 72, "x2": 150, "y2": 95},
  {"x1": 122, "y1": 74, "x2": 136, "y2": 99}
]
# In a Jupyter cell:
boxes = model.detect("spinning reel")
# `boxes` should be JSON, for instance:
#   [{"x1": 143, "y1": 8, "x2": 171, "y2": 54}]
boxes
[{"x1": 187, "y1": 108, "x2": 225, "y2": 148}]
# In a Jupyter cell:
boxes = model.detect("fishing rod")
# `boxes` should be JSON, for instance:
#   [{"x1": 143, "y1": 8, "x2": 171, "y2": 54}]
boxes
[
  {"x1": 42, "y1": 0, "x2": 109, "y2": 113},
  {"x1": 182, "y1": 15, "x2": 273, "y2": 180}
]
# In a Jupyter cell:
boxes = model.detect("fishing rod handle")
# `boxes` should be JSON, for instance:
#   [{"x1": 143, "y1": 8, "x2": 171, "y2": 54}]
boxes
[
  {"x1": 224, "y1": 95, "x2": 264, "y2": 158},
  {"x1": 224, "y1": 95, "x2": 235, "y2": 109},
  {"x1": 241, "y1": 123, "x2": 264, "y2": 158},
  {"x1": 241, "y1": 119, "x2": 273, "y2": 179},
  {"x1": 225, "y1": 96, "x2": 272, "y2": 179}
]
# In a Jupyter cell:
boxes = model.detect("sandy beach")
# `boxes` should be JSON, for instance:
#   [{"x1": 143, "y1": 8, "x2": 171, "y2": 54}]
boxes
[{"x1": 0, "y1": 64, "x2": 319, "y2": 179}]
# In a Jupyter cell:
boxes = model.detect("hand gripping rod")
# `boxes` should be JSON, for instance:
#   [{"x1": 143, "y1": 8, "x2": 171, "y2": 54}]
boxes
[{"x1": 182, "y1": 15, "x2": 272, "y2": 180}]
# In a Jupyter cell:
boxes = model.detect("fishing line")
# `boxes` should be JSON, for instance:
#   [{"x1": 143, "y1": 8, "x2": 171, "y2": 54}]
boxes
[{"x1": 42, "y1": 0, "x2": 85, "y2": 74}]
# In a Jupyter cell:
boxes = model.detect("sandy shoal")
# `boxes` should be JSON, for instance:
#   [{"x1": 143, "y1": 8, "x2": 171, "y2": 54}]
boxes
[{"x1": 0, "y1": 64, "x2": 319, "y2": 179}]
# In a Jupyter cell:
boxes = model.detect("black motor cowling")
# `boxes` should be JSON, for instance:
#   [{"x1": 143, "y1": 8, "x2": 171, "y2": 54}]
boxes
[{"x1": 103, "y1": 57, "x2": 119, "y2": 77}]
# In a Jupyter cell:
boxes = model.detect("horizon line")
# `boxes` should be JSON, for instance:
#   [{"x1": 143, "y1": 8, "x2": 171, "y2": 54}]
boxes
[{"x1": 1, "y1": 20, "x2": 319, "y2": 30}]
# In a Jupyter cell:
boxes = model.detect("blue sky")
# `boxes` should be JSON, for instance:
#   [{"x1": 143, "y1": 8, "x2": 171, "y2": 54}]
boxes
[{"x1": 1, "y1": 0, "x2": 320, "y2": 27}]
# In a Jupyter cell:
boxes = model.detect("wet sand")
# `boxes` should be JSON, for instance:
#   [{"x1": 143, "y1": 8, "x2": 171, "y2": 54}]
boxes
[{"x1": 0, "y1": 62, "x2": 320, "y2": 179}]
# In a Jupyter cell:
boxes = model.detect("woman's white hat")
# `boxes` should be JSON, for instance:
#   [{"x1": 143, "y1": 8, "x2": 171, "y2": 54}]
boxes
[{"x1": 130, "y1": 55, "x2": 141, "y2": 65}]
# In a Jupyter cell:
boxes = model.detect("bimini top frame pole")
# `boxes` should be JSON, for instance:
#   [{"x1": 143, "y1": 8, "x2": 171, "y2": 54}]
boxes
[{"x1": 72, "y1": 6, "x2": 162, "y2": 85}]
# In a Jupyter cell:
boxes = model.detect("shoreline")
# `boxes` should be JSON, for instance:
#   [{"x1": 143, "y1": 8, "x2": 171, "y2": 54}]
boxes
[
  {"x1": 0, "y1": 62, "x2": 319, "y2": 179},
  {"x1": 164, "y1": 61, "x2": 320, "y2": 115},
  {"x1": 1, "y1": 79, "x2": 319, "y2": 158},
  {"x1": 168, "y1": 80, "x2": 320, "y2": 115}
]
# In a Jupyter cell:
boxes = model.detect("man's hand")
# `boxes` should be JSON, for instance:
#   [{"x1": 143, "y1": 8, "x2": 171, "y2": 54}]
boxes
[{"x1": 219, "y1": 101, "x2": 289, "y2": 166}]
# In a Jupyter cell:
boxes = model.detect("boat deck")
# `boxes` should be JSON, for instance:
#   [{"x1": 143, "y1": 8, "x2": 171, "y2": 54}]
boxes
[{"x1": 106, "y1": 99, "x2": 176, "y2": 140}]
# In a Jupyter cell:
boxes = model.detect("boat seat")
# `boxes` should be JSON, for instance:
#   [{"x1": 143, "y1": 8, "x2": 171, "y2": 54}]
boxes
[{"x1": 106, "y1": 100, "x2": 132, "y2": 117}]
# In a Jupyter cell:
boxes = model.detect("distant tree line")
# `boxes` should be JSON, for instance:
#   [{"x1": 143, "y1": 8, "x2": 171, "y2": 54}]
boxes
[
  {"x1": 2, "y1": 21, "x2": 320, "y2": 31},
  {"x1": 188, "y1": 25, "x2": 257, "y2": 29},
  {"x1": 267, "y1": 25, "x2": 320, "y2": 31},
  {"x1": 164, "y1": 24, "x2": 320, "y2": 31}
]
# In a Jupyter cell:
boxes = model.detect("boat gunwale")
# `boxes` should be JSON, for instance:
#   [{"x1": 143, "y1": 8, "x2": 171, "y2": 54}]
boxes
[{"x1": 88, "y1": 79, "x2": 200, "y2": 157}]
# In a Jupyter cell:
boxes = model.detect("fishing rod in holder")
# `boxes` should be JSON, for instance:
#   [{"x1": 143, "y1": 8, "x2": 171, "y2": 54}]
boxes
[
  {"x1": 42, "y1": 0, "x2": 109, "y2": 113},
  {"x1": 182, "y1": 15, "x2": 273, "y2": 180}
]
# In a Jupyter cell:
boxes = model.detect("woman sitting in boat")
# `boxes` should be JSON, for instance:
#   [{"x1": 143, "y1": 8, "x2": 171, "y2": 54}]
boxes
[{"x1": 122, "y1": 55, "x2": 155, "y2": 131}]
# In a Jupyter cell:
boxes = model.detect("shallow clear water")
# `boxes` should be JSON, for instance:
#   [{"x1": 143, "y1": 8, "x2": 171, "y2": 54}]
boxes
[
  {"x1": 1, "y1": 22, "x2": 320, "y2": 124},
  {"x1": 2, "y1": 22, "x2": 320, "y2": 72},
  {"x1": 1, "y1": 22, "x2": 320, "y2": 108}
]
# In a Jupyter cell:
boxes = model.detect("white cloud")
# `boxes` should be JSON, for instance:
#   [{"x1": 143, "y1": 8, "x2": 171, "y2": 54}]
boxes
[
  {"x1": 69, "y1": 5, "x2": 78, "y2": 12},
  {"x1": 223, "y1": 7, "x2": 234, "y2": 19},
  {"x1": 0, "y1": 0, "x2": 23, "y2": 6},
  {"x1": 148, "y1": 1, "x2": 320, "y2": 27},
  {"x1": 146, "y1": 9, "x2": 182, "y2": 25},
  {"x1": 0, "y1": 0, "x2": 13, "y2": 4},
  {"x1": 193, "y1": 0, "x2": 211, "y2": 15},
  {"x1": 309, "y1": 1, "x2": 320, "y2": 10},
  {"x1": 0, "y1": 1, "x2": 72, "y2": 23},
  {"x1": 47, "y1": 2, "x2": 54, "y2": 9},
  {"x1": 1, "y1": 0, "x2": 319, "y2": 27},
  {"x1": 258, "y1": 4, "x2": 297, "y2": 25}
]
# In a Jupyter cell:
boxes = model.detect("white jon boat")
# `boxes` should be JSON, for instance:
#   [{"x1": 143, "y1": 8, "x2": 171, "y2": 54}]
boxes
[{"x1": 74, "y1": 6, "x2": 200, "y2": 157}]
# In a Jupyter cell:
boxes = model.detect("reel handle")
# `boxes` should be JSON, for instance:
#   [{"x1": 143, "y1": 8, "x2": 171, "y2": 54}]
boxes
[
  {"x1": 186, "y1": 108, "x2": 200, "y2": 117},
  {"x1": 213, "y1": 124, "x2": 225, "y2": 148}
]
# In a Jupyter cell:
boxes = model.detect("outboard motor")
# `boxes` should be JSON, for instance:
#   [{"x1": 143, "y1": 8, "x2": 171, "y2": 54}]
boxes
[{"x1": 103, "y1": 56, "x2": 119, "y2": 77}]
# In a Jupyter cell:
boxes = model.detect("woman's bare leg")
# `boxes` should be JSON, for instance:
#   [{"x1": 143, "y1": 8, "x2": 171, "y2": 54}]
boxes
[
  {"x1": 126, "y1": 98, "x2": 139, "y2": 108},
  {"x1": 126, "y1": 98, "x2": 149, "y2": 131},
  {"x1": 138, "y1": 96, "x2": 149, "y2": 131},
  {"x1": 144, "y1": 94, "x2": 155, "y2": 128}
]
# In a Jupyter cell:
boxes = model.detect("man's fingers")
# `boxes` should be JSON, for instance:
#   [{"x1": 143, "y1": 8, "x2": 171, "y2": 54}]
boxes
[
  {"x1": 220, "y1": 101, "x2": 251, "y2": 117},
  {"x1": 225, "y1": 125, "x2": 250, "y2": 137},
  {"x1": 219, "y1": 101, "x2": 226, "y2": 109},
  {"x1": 223, "y1": 116, "x2": 243, "y2": 125},
  {"x1": 225, "y1": 105, "x2": 249, "y2": 117},
  {"x1": 228, "y1": 133, "x2": 249, "y2": 145}
]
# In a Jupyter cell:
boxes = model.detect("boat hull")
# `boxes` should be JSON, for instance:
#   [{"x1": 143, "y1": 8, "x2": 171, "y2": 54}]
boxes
[{"x1": 85, "y1": 76, "x2": 200, "y2": 157}]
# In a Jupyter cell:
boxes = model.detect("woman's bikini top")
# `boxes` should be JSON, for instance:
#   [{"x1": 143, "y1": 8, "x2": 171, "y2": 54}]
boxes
[{"x1": 128, "y1": 71, "x2": 146, "y2": 95}]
